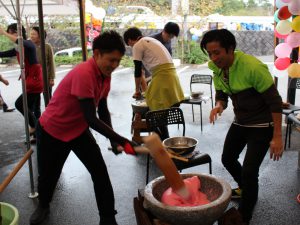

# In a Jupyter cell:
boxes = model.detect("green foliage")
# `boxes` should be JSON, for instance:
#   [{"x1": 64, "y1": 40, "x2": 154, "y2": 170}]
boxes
[
  {"x1": 54, "y1": 55, "x2": 83, "y2": 66},
  {"x1": 0, "y1": 36, "x2": 15, "y2": 64},
  {"x1": 54, "y1": 54, "x2": 134, "y2": 67},
  {"x1": 184, "y1": 41, "x2": 209, "y2": 64},
  {"x1": 120, "y1": 55, "x2": 134, "y2": 68},
  {"x1": 175, "y1": 40, "x2": 208, "y2": 64}
]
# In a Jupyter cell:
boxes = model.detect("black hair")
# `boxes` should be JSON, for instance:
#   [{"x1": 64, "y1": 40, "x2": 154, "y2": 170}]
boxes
[
  {"x1": 164, "y1": 22, "x2": 180, "y2": 37},
  {"x1": 7, "y1": 23, "x2": 27, "y2": 40},
  {"x1": 31, "y1": 26, "x2": 47, "y2": 39},
  {"x1": 123, "y1": 27, "x2": 143, "y2": 45},
  {"x1": 200, "y1": 29, "x2": 236, "y2": 54},
  {"x1": 92, "y1": 30, "x2": 125, "y2": 55}
]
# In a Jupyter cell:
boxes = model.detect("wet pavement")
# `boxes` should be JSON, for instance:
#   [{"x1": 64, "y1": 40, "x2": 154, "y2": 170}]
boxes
[{"x1": 0, "y1": 58, "x2": 300, "y2": 225}]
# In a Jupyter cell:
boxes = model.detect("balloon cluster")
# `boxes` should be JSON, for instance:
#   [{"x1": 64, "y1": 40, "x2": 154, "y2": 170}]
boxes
[
  {"x1": 274, "y1": 0, "x2": 300, "y2": 78},
  {"x1": 85, "y1": 0, "x2": 106, "y2": 26}
]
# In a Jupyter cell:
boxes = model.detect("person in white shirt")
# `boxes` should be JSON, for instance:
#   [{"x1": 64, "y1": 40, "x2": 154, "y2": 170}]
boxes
[{"x1": 124, "y1": 27, "x2": 184, "y2": 139}]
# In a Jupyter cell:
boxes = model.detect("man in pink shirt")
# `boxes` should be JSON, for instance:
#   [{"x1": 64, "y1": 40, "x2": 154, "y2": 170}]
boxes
[{"x1": 30, "y1": 31, "x2": 135, "y2": 225}]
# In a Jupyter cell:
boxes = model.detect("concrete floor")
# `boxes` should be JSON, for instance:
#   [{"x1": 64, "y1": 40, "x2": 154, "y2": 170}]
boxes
[{"x1": 0, "y1": 59, "x2": 299, "y2": 225}]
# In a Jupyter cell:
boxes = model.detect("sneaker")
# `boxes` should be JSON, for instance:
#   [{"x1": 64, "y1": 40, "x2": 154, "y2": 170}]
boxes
[
  {"x1": 2, "y1": 103, "x2": 15, "y2": 112},
  {"x1": 30, "y1": 204, "x2": 49, "y2": 225},
  {"x1": 231, "y1": 188, "x2": 242, "y2": 199}
]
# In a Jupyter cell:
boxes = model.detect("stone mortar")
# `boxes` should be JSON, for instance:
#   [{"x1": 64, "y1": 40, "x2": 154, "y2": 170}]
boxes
[{"x1": 143, "y1": 173, "x2": 231, "y2": 225}]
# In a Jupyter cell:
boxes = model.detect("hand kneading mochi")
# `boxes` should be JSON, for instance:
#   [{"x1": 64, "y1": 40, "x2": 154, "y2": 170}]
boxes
[{"x1": 161, "y1": 176, "x2": 211, "y2": 207}]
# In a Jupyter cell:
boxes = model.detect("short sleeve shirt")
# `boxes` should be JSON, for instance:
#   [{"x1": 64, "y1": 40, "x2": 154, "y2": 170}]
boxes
[
  {"x1": 39, "y1": 57, "x2": 111, "y2": 142},
  {"x1": 132, "y1": 37, "x2": 173, "y2": 71}
]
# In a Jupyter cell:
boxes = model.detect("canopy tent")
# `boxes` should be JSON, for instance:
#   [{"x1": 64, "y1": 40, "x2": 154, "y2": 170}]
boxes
[
  {"x1": 0, "y1": 0, "x2": 79, "y2": 16},
  {"x1": 0, "y1": 0, "x2": 87, "y2": 197}
]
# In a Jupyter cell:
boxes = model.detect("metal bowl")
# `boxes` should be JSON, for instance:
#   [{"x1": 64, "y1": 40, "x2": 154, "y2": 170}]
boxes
[
  {"x1": 131, "y1": 100, "x2": 149, "y2": 114},
  {"x1": 163, "y1": 136, "x2": 198, "y2": 155}
]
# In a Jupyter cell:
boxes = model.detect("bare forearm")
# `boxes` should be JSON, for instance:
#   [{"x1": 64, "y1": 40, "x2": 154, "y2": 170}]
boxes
[
  {"x1": 272, "y1": 112, "x2": 282, "y2": 137},
  {"x1": 2, "y1": 31, "x2": 17, "y2": 43}
]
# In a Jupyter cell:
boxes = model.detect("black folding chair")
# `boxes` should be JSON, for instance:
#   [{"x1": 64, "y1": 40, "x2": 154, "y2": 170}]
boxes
[
  {"x1": 190, "y1": 74, "x2": 214, "y2": 121},
  {"x1": 181, "y1": 74, "x2": 214, "y2": 131},
  {"x1": 145, "y1": 107, "x2": 212, "y2": 184}
]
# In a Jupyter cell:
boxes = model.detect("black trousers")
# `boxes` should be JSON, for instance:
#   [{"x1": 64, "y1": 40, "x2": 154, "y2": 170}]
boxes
[
  {"x1": 222, "y1": 123, "x2": 273, "y2": 222},
  {"x1": 36, "y1": 122, "x2": 117, "y2": 220},
  {"x1": 15, "y1": 93, "x2": 40, "y2": 128}
]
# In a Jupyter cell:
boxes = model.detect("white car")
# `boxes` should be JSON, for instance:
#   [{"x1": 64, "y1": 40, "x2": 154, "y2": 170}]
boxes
[{"x1": 54, "y1": 47, "x2": 92, "y2": 57}]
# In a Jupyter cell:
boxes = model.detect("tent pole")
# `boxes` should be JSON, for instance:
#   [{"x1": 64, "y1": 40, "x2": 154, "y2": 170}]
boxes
[
  {"x1": 16, "y1": 0, "x2": 38, "y2": 199},
  {"x1": 79, "y1": 0, "x2": 87, "y2": 61},
  {"x1": 37, "y1": 0, "x2": 50, "y2": 106}
]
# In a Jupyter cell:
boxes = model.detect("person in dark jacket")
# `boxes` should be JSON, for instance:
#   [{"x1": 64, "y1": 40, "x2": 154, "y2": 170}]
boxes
[{"x1": 200, "y1": 29, "x2": 283, "y2": 225}]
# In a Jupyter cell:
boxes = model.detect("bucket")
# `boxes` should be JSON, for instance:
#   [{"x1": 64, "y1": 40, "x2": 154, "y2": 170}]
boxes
[{"x1": 0, "y1": 202, "x2": 19, "y2": 225}]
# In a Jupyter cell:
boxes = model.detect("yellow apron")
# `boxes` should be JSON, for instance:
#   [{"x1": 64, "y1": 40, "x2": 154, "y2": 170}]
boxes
[{"x1": 145, "y1": 63, "x2": 184, "y2": 111}]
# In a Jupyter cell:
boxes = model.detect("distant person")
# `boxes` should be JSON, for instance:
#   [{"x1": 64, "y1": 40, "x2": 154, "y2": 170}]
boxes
[
  {"x1": 134, "y1": 22, "x2": 180, "y2": 99},
  {"x1": 29, "y1": 30, "x2": 136, "y2": 225},
  {"x1": 124, "y1": 27, "x2": 184, "y2": 139},
  {"x1": 30, "y1": 26, "x2": 56, "y2": 119},
  {"x1": 200, "y1": 29, "x2": 283, "y2": 225},
  {"x1": 0, "y1": 23, "x2": 43, "y2": 138},
  {"x1": 150, "y1": 22, "x2": 180, "y2": 56},
  {"x1": 0, "y1": 74, "x2": 15, "y2": 112}
]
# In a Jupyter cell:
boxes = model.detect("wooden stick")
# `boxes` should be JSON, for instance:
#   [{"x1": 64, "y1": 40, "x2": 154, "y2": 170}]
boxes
[
  {"x1": 143, "y1": 134, "x2": 186, "y2": 194},
  {"x1": 0, "y1": 149, "x2": 33, "y2": 193},
  {"x1": 134, "y1": 146, "x2": 188, "y2": 162}
]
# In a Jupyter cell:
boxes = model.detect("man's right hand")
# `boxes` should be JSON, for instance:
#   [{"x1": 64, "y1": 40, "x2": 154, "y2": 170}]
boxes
[
  {"x1": 132, "y1": 91, "x2": 142, "y2": 99},
  {"x1": 209, "y1": 105, "x2": 223, "y2": 123}
]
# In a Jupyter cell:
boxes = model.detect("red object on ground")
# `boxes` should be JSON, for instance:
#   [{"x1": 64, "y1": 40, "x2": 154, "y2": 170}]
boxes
[
  {"x1": 161, "y1": 176, "x2": 210, "y2": 207},
  {"x1": 297, "y1": 194, "x2": 300, "y2": 204}
]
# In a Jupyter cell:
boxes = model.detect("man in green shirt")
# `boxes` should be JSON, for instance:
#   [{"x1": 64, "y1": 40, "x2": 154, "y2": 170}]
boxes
[{"x1": 200, "y1": 29, "x2": 283, "y2": 225}]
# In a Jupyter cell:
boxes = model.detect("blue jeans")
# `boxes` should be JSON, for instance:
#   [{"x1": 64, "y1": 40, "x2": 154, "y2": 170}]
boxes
[{"x1": 221, "y1": 123, "x2": 273, "y2": 222}]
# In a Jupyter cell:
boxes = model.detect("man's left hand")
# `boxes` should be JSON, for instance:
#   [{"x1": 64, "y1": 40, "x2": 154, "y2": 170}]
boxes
[{"x1": 269, "y1": 136, "x2": 283, "y2": 161}]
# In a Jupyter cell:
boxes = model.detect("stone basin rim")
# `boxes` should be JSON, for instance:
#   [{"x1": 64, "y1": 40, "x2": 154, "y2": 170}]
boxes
[{"x1": 144, "y1": 173, "x2": 231, "y2": 211}]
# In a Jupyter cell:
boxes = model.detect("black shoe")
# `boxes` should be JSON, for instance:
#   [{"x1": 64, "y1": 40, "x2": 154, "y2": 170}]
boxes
[
  {"x1": 100, "y1": 217, "x2": 118, "y2": 225},
  {"x1": 30, "y1": 204, "x2": 49, "y2": 225},
  {"x1": 3, "y1": 103, "x2": 15, "y2": 112}
]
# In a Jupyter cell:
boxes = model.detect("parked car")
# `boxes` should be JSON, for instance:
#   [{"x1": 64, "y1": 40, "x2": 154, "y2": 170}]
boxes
[{"x1": 54, "y1": 47, "x2": 92, "y2": 57}]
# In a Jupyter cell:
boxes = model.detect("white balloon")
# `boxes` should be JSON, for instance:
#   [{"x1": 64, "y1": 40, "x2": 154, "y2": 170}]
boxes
[
  {"x1": 272, "y1": 67, "x2": 288, "y2": 78},
  {"x1": 276, "y1": 20, "x2": 292, "y2": 35},
  {"x1": 190, "y1": 28, "x2": 197, "y2": 35},
  {"x1": 85, "y1": 0, "x2": 94, "y2": 13},
  {"x1": 92, "y1": 7, "x2": 106, "y2": 20}
]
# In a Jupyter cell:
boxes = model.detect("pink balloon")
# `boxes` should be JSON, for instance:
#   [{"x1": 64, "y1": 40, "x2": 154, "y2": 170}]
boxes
[
  {"x1": 288, "y1": 0, "x2": 300, "y2": 15},
  {"x1": 275, "y1": 57, "x2": 291, "y2": 70},
  {"x1": 281, "y1": 0, "x2": 291, "y2": 3},
  {"x1": 275, "y1": 43, "x2": 292, "y2": 58},
  {"x1": 275, "y1": 29, "x2": 289, "y2": 39},
  {"x1": 287, "y1": 32, "x2": 300, "y2": 48}
]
